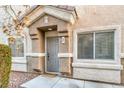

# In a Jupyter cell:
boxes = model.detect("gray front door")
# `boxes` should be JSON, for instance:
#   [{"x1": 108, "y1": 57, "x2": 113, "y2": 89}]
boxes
[{"x1": 46, "y1": 37, "x2": 59, "y2": 73}]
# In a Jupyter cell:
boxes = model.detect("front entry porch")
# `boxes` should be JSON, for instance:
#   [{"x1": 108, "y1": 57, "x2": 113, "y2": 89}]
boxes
[
  {"x1": 20, "y1": 73, "x2": 124, "y2": 88},
  {"x1": 27, "y1": 13, "x2": 73, "y2": 76},
  {"x1": 8, "y1": 71, "x2": 124, "y2": 88}
]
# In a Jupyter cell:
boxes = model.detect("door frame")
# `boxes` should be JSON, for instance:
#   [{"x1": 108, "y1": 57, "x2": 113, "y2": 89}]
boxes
[{"x1": 45, "y1": 31, "x2": 60, "y2": 74}]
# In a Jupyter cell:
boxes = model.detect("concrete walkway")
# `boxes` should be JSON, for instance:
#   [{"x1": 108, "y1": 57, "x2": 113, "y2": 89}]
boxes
[{"x1": 20, "y1": 75, "x2": 124, "y2": 88}]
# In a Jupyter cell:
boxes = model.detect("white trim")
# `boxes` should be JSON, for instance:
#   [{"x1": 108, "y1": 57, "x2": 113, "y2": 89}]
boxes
[
  {"x1": 58, "y1": 53, "x2": 73, "y2": 57},
  {"x1": 93, "y1": 32, "x2": 95, "y2": 59},
  {"x1": 121, "y1": 53, "x2": 124, "y2": 58},
  {"x1": 24, "y1": 27, "x2": 32, "y2": 53},
  {"x1": 73, "y1": 25, "x2": 121, "y2": 64},
  {"x1": 7, "y1": 35, "x2": 27, "y2": 64},
  {"x1": 12, "y1": 58, "x2": 27, "y2": 64},
  {"x1": 26, "y1": 53, "x2": 46, "y2": 57},
  {"x1": 72, "y1": 63, "x2": 123, "y2": 70},
  {"x1": 12, "y1": 63, "x2": 27, "y2": 72}
]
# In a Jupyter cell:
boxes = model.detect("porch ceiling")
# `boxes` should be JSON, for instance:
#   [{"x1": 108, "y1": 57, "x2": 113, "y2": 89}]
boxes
[{"x1": 38, "y1": 25, "x2": 57, "y2": 32}]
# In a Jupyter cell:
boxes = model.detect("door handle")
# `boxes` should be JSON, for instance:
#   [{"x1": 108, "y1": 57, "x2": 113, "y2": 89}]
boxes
[{"x1": 47, "y1": 52, "x2": 49, "y2": 61}]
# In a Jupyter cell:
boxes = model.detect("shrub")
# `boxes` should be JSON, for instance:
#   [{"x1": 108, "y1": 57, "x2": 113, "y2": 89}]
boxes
[{"x1": 0, "y1": 44, "x2": 12, "y2": 88}]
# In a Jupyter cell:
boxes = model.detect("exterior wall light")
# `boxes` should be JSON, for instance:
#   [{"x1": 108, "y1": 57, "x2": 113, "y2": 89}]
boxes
[
  {"x1": 61, "y1": 37, "x2": 65, "y2": 44},
  {"x1": 48, "y1": 28, "x2": 52, "y2": 31}
]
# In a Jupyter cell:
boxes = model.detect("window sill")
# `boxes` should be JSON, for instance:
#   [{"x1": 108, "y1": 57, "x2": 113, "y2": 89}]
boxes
[
  {"x1": 12, "y1": 58, "x2": 27, "y2": 64},
  {"x1": 72, "y1": 63, "x2": 123, "y2": 70},
  {"x1": 74, "y1": 59, "x2": 119, "y2": 64}
]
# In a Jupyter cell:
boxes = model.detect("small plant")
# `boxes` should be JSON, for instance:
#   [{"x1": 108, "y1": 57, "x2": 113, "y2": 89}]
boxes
[{"x1": 0, "y1": 44, "x2": 12, "y2": 88}]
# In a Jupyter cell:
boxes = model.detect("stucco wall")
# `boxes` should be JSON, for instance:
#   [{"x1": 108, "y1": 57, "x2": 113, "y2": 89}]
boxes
[
  {"x1": 27, "y1": 6, "x2": 124, "y2": 83},
  {"x1": 74, "y1": 6, "x2": 124, "y2": 53},
  {"x1": 29, "y1": 14, "x2": 69, "y2": 53},
  {"x1": 72, "y1": 5, "x2": 124, "y2": 83},
  {"x1": 28, "y1": 13, "x2": 72, "y2": 74},
  {"x1": 27, "y1": 56, "x2": 45, "y2": 73}
]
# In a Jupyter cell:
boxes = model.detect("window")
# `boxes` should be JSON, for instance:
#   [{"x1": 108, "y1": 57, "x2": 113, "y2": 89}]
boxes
[
  {"x1": 9, "y1": 37, "x2": 24, "y2": 57},
  {"x1": 78, "y1": 33, "x2": 93, "y2": 59},
  {"x1": 95, "y1": 32, "x2": 114, "y2": 59},
  {"x1": 77, "y1": 30, "x2": 114, "y2": 60}
]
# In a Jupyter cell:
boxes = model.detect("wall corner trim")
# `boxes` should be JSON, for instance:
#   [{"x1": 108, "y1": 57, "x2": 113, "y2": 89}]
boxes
[
  {"x1": 58, "y1": 53, "x2": 73, "y2": 57},
  {"x1": 121, "y1": 53, "x2": 124, "y2": 58},
  {"x1": 26, "y1": 53, "x2": 46, "y2": 57}
]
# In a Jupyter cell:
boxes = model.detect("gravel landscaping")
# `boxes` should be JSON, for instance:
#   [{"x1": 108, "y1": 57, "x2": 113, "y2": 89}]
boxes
[
  {"x1": 8, "y1": 71, "x2": 124, "y2": 88},
  {"x1": 8, "y1": 71, "x2": 39, "y2": 88}
]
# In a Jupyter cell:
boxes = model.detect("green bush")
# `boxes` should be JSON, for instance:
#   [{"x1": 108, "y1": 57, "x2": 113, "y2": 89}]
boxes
[{"x1": 0, "y1": 44, "x2": 12, "y2": 88}]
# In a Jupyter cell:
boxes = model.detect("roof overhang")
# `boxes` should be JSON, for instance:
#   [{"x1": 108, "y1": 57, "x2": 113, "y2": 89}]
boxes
[{"x1": 21, "y1": 5, "x2": 78, "y2": 26}]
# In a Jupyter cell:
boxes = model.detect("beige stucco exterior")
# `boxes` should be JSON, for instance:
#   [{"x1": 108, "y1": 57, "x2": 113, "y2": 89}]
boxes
[
  {"x1": 72, "y1": 6, "x2": 124, "y2": 84},
  {"x1": 73, "y1": 6, "x2": 124, "y2": 53},
  {"x1": 27, "y1": 12, "x2": 73, "y2": 75},
  {"x1": 22, "y1": 5, "x2": 124, "y2": 84}
]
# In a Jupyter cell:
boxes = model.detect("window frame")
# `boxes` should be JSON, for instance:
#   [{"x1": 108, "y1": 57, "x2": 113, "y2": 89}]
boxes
[
  {"x1": 73, "y1": 25, "x2": 121, "y2": 64},
  {"x1": 77, "y1": 32, "x2": 94, "y2": 59},
  {"x1": 7, "y1": 35, "x2": 26, "y2": 62}
]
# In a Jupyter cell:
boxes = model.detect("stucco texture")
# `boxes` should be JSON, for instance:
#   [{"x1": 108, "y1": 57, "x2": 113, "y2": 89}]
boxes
[
  {"x1": 72, "y1": 5, "x2": 124, "y2": 83},
  {"x1": 27, "y1": 6, "x2": 124, "y2": 83},
  {"x1": 74, "y1": 6, "x2": 124, "y2": 53}
]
